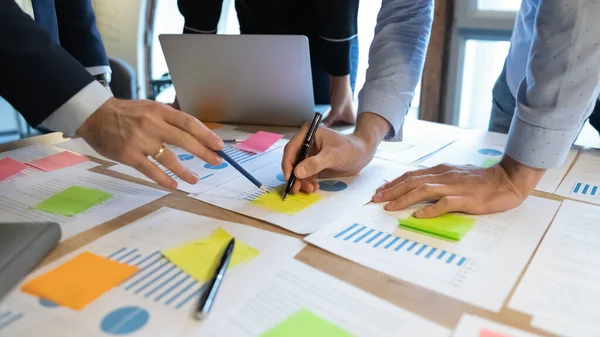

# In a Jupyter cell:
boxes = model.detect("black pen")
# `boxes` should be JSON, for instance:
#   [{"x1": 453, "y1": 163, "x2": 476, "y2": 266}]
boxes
[
  {"x1": 194, "y1": 238, "x2": 235, "y2": 320},
  {"x1": 283, "y1": 112, "x2": 322, "y2": 200}
]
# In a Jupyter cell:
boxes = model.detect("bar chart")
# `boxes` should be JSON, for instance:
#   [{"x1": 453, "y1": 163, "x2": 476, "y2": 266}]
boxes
[
  {"x1": 108, "y1": 247, "x2": 207, "y2": 310},
  {"x1": 333, "y1": 223, "x2": 469, "y2": 269},
  {"x1": 0, "y1": 310, "x2": 23, "y2": 331},
  {"x1": 572, "y1": 182, "x2": 599, "y2": 197}
]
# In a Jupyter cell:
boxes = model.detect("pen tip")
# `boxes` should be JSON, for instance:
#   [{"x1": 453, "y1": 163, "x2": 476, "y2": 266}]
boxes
[{"x1": 260, "y1": 185, "x2": 269, "y2": 193}]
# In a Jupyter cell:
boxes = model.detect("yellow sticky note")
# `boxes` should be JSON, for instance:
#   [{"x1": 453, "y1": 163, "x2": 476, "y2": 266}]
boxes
[
  {"x1": 261, "y1": 309, "x2": 354, "y2": 337},
  {"x1": 398, "y1": 214, "x2": 476, "y2": 241},
  {"x1": 251, "y1": 187, "x2": 323, "y2": 215},
  {"x1": 22, "y1": 252, "x2": 138, "y2": 310},
  {"x1": 161, "y1": 228, "x2": 260, "y2": 283}
]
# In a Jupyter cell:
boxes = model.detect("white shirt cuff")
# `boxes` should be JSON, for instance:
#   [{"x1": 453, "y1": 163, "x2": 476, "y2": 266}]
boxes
[
  {"x1": 41, "y1": 81, "x2": 113, "y2": 136},
  {"x1": 86, "y1": 66, "x2": 112, "y2": 76}
]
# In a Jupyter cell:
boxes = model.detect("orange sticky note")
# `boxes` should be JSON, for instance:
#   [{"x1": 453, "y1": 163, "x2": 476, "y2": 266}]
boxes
[
  {"x1": 22, "y1": 252, "x2": 138, "y2": 310},
  {"x1": 203, "y1": 122, "x2": 224, "y2": 130},
  {"x1": 28, "y1": 151, "x2": 88, "y2": 172},
  {"x1": 479, "y1": 329, "x2": 514, "y2": 337},
  {"x1": 0, "y1": 157, "x2": 28, "y2": 181},
  {"x1": 235, "y1": 131, "x2": 284, "y2": 153}
]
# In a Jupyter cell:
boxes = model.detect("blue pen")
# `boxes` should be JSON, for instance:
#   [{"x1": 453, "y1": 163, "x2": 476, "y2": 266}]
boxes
[{"x1": 216, "y1": 150, "x2": 269, "y2": 192}]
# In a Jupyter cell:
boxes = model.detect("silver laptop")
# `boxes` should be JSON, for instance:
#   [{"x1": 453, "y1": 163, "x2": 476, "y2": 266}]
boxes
[{"x1": 160, "y1": 34, "x2": 317, "y2": 127}]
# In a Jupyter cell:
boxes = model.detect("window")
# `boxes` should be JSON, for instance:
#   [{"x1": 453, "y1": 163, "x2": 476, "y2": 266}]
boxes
[
  {"x1": 444, "y1": 0, "x2": 520, "y2": 129},
  {"x1": 458, "y1": 40, "x2": 510, "y2": 129},
  {"x1": 477, "y1": 0, "x2": 521, "y2": 11}
]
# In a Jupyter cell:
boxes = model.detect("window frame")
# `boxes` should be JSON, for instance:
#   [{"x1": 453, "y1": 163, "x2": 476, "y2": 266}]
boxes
[{"x1": 442, "y1": 0, "x2": 518, "y2": 126}]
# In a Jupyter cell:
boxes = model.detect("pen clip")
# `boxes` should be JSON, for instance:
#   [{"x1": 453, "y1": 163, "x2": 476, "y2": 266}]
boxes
[{"x1": 305, "y1": 113, "x2": 323, "y2": 144}]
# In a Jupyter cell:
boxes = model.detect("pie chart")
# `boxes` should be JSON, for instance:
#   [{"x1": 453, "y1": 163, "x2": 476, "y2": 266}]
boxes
[
  {"x1": 100, "y1": 306, "x2": 149, "y2": 335},
  {"x1": 177, "y1": 154, "x2": 194, "y2": 161},
  {"x1": 319, "y1": 180, "x2": 348, "y2": 192},
  {"x1": 204, "y1": 162, "x2": 228, "y2": 170},
  {"x1": 39, "y1": 298, "x2": 59, "y2": 308},
  {"x1": 276, "y1": 172, "x2": 286, "y2": 182},
  {"x1": 477, "y1": 148, "x2": 503, "y2": 156}
]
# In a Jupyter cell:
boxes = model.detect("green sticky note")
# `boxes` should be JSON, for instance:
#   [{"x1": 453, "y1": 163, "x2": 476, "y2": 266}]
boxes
[
  {"x1": 398, "y1": 214, "x2": 476, "y2": 241},
  {"x1": 33, "y1": 186, "x2": 112, "y2": 216},
  {"x1": 481, "y1": 157, "x2": 501, "y2": 168},
  {"x1": 261, "y1": 309, "x2": 354, "y2": 337}
]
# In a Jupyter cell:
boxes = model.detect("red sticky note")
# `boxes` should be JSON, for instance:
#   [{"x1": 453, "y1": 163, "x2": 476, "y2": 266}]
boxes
[
  {"x1": 235, "y1": 131, "x2": 284, "y2": 154},
  {"x1": 479, "y1": 329, "x2": 514, "y2": 337},
  {"x1": 0, "y1": 157, "x2": 29, "y2": 181},
  {"x1": 28, "y1": 151, "x2": 88, "y2": 172}
]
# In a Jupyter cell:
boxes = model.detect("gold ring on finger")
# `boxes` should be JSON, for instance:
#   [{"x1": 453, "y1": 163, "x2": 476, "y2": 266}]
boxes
[{"x1": 152, "y1": 144, "x2": 166, "y2": 160}]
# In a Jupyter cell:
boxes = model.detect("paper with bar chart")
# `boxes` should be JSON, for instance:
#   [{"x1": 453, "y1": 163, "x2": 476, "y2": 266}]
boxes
[
  {"x1": 375, "y1": 119, "x2": 468, "y2": 164},
  {"x1": 109, "y1": 140, "x2": 286, "y2": 194},
  {"x1": 210, "y1": 260, "x2": 450, "y2": 337},
  {"x1": 194, "y1": 158, "x2": 413, "y2": 234},
  {"x1": 509, "y1": 200, "x2": 600, "y2": 336},
  {"x1": 0, "y1": 168, "x2": 167, "y2": 240},
  {"x1": 305, "y1": 197, "x2": 560, "y2": 312},
  {"x1": 0, "y1": 208, "x2": 304, "y2": 337},
  {"x1": 556, "y1": 149, "x2": 600, "y2": 205}
]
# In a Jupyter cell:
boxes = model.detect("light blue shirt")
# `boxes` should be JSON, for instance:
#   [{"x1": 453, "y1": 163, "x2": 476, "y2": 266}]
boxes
[
  {"x1": 360, "y1": 0, "x2": 600, "y2": 169},
  {"x1": 357, "y1": 0, "x2": 433, "y2": 142}
]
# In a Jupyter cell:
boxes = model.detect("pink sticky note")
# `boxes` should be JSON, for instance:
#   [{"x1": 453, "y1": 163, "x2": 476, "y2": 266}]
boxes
[
  {"x1": 27, "y1": 151, "x2": 88, "y2": 172},
  {"x1": 479, "y1": 329, "x2": 514, "y2": 337},
  {"x1": 234, "y1": 131, "x2": 284, "y2": 154},
  {"x1": 0, "y1": 157, "x2": 29, "y2": 181}
]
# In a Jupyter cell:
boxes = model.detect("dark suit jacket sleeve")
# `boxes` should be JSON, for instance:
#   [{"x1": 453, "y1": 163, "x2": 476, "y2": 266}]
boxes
[
  {"x1": 314, "y1": 0, "x2": 359, "y2": 76},
  {"x1": 0, "y1": 0, "x2": 95, "y2": 127},
  {"x1": 178, "y1": 0, "x2": 224, "y2": 33},
  {"x1": 54, "y1": 0, "x2": 109, "y2": 68}
]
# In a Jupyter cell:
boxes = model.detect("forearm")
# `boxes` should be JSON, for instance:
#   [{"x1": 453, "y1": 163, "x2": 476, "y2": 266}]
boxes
[
  {"x1": 177, "y1": 0, "x2": 223, "y2": 33},
  {"x1": 501, "y1": 155, "x2": 546, "y2": 198},
  {"x1": 506, "y1": 0, "x2": 600, "y2": 169},
  {"x1": 55, "y1": 0, "x2": 109, "y2": 68},
  {"x1": 357, "y1": 0, "x2": 433, "y2": 141},
  {"x1": 353, "y1": 113, "x2": 391, "y2": 150},
  {"x1": 0, "y1": 0, "x2": 97, "y2": 128},
  {"x1": 314, "y1": 0, "x2": 359, "y2": 76}
]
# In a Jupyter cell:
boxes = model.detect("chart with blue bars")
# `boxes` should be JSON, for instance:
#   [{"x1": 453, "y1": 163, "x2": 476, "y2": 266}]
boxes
[
  {"x1": 333, "y1": 223, "x2": 469, "y2": 268},
  {"x1": 0, "y1": 309, "x2": 23, "y2": 331},
  {"x1": 572, "y1": 182, "x2": 599, "y2": 197},
  {"x1": 107, "y1": 247, "x2": 207, "y2": 311},
  {"x1": 221, "y1": 146, "x2": 266, "y2": 165}
]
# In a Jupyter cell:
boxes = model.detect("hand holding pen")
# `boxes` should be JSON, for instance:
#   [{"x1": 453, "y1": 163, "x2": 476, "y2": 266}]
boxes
[{"x1": 282, "y1": 113, "x2": 322, "y2": 199}]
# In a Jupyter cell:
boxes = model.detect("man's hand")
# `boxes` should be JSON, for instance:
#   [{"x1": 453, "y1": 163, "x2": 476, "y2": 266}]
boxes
[
  {"x1": 77, "y1": 98, "x2": 224, "y2": 189},
  {"x1": 372, "y1": 156, "x2": 546, "y2": 217},
  {"x1": 282, "y1": 113, "x2": 390, "y2": 194},
  {"x1": 322, "y1": 75, "x2": 356, "y2": 126}
]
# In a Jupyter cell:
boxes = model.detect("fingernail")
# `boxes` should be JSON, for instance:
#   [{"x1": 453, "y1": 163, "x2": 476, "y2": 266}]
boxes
[
  {"x1": 191, "y1": 173, "x2": 199, "y2": 183},
  {"x1": 413, "y1": 210, "x2": 424, "y2": 218},
  {"x1": 296, "y1": 166, "x2": 307, "y2": 178},
  {"x1": 372, "y1": 193, "x2": 382, "y2": 201},
  {"x1": 215, "y1": 138, "x2": 224, "y2": 149},
  {"x1": 171, "y1": 181, "x2": 178, "y2": 189}
]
